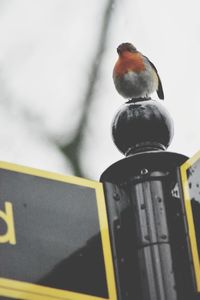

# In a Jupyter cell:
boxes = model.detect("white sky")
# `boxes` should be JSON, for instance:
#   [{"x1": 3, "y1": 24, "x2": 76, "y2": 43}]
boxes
[{"x1": 0, "y1": 0, "x2": 200, "y2": 180}]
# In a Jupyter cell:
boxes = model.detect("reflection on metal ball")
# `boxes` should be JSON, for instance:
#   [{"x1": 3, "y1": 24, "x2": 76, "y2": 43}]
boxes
[{"x1": 112, "y1": 100, "x2": 174, "y2": 156}]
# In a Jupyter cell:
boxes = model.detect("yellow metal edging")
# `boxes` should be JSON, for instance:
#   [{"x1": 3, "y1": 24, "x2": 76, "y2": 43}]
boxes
[
  {"x1": 180, "y1": 151, "x2": 200, "y2": 292},
  {"x1": 95, "y1": 184, "x2": 117, "y2": 300},
  {"x1": 0, "y1": 161, "x2": 117, "y2": 300}
]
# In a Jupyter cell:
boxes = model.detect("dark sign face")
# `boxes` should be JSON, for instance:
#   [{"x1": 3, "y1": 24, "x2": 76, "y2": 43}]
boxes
[
  {"x1": 180, "y1": 151, "x2": 200, "y2": 293},
  {"x1": 0, "y1": 162, "x2": 117, "y2": 300}
]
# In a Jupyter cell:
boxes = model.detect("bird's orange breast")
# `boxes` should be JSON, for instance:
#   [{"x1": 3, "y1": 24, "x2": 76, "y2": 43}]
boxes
[{"x1": 113, "y1": 51, "x2": 145, "y2": 76}]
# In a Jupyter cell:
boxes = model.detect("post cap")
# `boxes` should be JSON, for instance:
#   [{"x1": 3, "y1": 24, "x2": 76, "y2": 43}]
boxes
[{"x1": 112, "y1": 99, "x2": 174, "y2": 156}]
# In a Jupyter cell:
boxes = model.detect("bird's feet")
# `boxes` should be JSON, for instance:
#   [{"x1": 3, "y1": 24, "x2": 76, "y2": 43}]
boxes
[{"x1": 126, "y1": 96, "x2": 152, "y2": 104}]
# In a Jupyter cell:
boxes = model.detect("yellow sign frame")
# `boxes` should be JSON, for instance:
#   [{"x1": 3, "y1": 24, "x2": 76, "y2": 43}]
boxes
[
  {"x1": 0, "y1": 161, "x2": 117, "y2": 300},
  {"x1": 180, "y1": 151, "x2": 200, "y2": 292}
]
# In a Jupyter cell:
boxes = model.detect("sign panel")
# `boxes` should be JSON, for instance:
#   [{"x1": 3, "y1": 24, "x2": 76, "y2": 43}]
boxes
[
  {"x1": 180, "y1": 151, "x2": 200, "y2": 293},
  {"x1": 0, "y1": 161, "x2": 117, "y2": 300}
]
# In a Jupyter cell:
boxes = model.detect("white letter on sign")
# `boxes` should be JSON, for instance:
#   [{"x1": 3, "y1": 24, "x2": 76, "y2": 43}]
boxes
[{"x1": 0, "y1": 202, "x2": 16, "y2": 245}]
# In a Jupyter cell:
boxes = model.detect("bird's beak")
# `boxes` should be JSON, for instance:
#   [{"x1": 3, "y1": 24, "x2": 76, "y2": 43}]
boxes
[{"x1": 117, "y1": 47, "x2": 121, "y2": 55}]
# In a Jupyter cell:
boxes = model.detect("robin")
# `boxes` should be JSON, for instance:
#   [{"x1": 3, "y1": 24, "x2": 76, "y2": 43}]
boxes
[{"x1": 113, "y1": 42, "x2": 164, "y2": 101}]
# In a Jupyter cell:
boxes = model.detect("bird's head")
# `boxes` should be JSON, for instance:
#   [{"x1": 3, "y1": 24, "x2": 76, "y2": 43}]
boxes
[{"x1": 117, "y1": 43, "x2": 137, "y2": 55}]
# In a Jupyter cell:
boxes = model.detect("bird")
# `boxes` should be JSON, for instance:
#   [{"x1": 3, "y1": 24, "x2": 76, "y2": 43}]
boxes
[{"x1": 113, "y1": 42, "x2": 164, "y2": 102}]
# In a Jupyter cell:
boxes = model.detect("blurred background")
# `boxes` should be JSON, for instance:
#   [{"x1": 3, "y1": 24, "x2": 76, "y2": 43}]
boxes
[{"x1": 0, "y1": 0, "x2": 199, "y2": 180}]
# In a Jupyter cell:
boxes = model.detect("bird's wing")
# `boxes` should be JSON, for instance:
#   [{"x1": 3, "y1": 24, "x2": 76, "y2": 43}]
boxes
[{"x1": 143, "y1": 55, "x2": 164, "y2": 100}]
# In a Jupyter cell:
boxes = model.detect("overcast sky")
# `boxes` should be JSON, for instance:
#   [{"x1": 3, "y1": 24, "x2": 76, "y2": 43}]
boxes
[{"x1": 0, "y1": 0, "x2": 199, "y2": 180}]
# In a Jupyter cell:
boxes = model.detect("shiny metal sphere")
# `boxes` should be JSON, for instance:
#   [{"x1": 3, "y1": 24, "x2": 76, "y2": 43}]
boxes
[{"x1": 112, "y1": 100, "x2": 174, "y2": 155}]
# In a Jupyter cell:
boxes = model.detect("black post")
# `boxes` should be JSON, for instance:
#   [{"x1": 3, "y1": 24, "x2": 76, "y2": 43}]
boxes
[{"x1": 100, "y1": 100, "x2": 196, "y2": 300}]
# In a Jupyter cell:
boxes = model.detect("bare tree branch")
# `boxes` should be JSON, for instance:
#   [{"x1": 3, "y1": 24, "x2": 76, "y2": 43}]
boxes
[
  {"x1": 59, "y1": 0, "x2": 116, "y2": 177},
  {"x1": 0, "y1": 0, "x2": 116, "y2": 178}
]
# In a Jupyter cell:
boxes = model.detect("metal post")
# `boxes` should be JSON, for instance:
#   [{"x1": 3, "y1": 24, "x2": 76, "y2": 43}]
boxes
[{"x1": 100, "y1": 100, "x2": 196, "y2": 300}]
